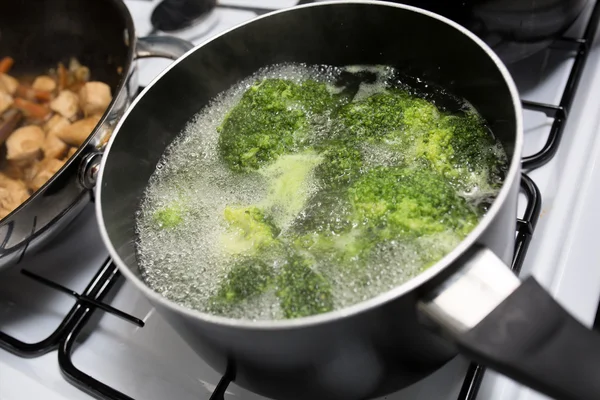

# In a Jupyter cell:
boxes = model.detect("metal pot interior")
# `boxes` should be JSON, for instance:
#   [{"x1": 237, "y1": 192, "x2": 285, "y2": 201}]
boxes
[{"x1": 99, "y1": 1, "x2": 519, "y2": 319}]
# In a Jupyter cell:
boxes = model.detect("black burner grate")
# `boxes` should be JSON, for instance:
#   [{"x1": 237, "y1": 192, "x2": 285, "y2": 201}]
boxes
[
  {"x1": 0, "y1": 270, "x2": 98, "y2": 357},
  {"x1": 521, "y1": 1, "x2": 600, "y2": 170},
  {"x1": 58, "y1": 260, "x2": 142, "y2": 400},
  {"x1": 456, "y1": 174, "x2": 541, "y2": 400}
]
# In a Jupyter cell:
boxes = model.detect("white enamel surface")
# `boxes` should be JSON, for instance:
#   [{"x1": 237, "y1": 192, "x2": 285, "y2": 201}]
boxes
[{"x1": 1, "y1": 0, "x2": 600, "y2": 399}]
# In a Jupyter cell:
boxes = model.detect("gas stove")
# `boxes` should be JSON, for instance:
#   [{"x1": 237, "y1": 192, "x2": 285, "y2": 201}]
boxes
[{"x1": 2, "y1": 1, "x2": 600, "y2": 400}]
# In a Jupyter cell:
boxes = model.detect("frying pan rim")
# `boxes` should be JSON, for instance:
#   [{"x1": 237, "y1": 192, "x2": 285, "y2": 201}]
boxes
[
  {"x1": 0, "y1": 0, "x2": 137, "y2": 225},
  {"x1": 96, "y1": 0, "x2": 524, "y2": 330}
]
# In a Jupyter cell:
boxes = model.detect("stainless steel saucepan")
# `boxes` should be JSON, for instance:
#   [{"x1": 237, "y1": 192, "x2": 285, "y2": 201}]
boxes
[{"x1": 97, "y1": 2, "x2": 600, "y2": 400}]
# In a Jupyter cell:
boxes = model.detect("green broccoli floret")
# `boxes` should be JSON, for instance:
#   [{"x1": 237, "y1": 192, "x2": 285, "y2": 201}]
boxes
[
  {"x1": 333, "y1": 89, "x2": 447, "y2": 170},
  {"x1": 295, "y1": 79, "x2": 343, "y2": 114},
  {"x1": 292, "y1": 166, "x2": 481, "y2": 273},
  {"x1": 314, "y1": 141, "x2": 363, "y2": 186},
  {"x1": 209, "y1": 258, "x2": 274, "y2": 312},
  {"x1": 348, "y1": 166, "x2": 479, "y2": 238},
  {"x1": 444, "y1": 113, "x2": 505, "y2": 176},
  {"x1": 209, "y1": 248, "x2": 334, "y2": 319},
  {"x1": 217, "y1": 78, "x2": 339, "y2": 172},
  {"x1": 336, "y1": 88, "x2": 505, "y2": 192},
  {"x1": 220, "y1": 206, "x2": 279, "y2": 255},
  {"x1": 335, "y1": 89, "x2": 443, "y2": 143},
  {"x1": 335, "y1": 90, "x2": 412, "y2": 142},
  {"x1": 275, "y1": 253, "x2": 333, "y2": 318},
  {"x1": 399, "y1": 97, "x2": 442, "y2": 135},
  {"x1": 408, "y1": 112, "x2": 506, "y2": 193},
  {"x1": 153, "y1": 203, "x2": 184, "y2": 229}
]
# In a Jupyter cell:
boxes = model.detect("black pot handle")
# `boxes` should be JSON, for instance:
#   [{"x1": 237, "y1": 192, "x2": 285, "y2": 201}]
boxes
[{"x1": 418, "y1": 247, "x2": 600, "y2": 400}]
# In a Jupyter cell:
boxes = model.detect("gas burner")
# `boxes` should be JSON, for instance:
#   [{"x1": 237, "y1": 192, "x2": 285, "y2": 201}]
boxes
[
  {"x1": 150, "y1": 0, "x2": 315, "y2": 34},
  {"x1": 151, "y1": 0, "x2": 217, "y2": 33}
]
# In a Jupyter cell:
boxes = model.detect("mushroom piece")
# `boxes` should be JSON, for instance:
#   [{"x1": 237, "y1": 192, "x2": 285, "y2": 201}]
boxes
[
  {"x1": 43, "y1": 133, "x2": 69, "y2": 159},
  {"x1": 55, "y1": 114, "x2": 100, "y2": 146},
  {"x1": 74, "y1": 66, "x2": 90, "y2": 83},
  {"x1": 0, "y1": 74, "x2": 18, "y2": 95},
  {"x1": 50, "y1": 90, "x2": 79, "y2": 119},
  {"x1": 0, "y1": 92, "x2": 13, "y2": 114},
  {"x1": 66, "y1": 146, "x2": 77, "y2": 159},
  {"x1": 27, "y1": 158, "x2": 65, "y2": 192},
  {"x1": 42, "y1": 115, "x2": 71, "y2": 159},
  {"x1": 0, "y1": 173, "x2": 30, "y2": 218},
  {"x1": 2, "y1": 159, "x2": 28, "y2": 180},
  {"x1": 44, "y1": 114, "x2": 70, "y2": 136},
  {"x1": 0, "y1": 109, "x2": 23, "y2": 146},
  {"x1": 79, "y1": 82, "x2": 111, "y2": 116},
  {"x1": 6, "y1": 125, "x2": 44, "y2": 161},
  {"x1": 32, "y1": 75, "x2": 57, "y2": 93}
]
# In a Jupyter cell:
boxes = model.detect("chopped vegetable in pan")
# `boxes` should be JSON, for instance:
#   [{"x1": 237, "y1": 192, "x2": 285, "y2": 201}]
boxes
[
  {"x1": 0, "y1": 56, "x2": 113, "y2": 218},
  {"x1": 153, "y1": 202, "x2": 184, "y2": 229},
  {"x1": 209, "y1": 257, "x2": 275, "y2": 312},
  {"x1": 136, "y1": 64, "x2": 509, "y2": 321},
  {"x1": 275, "y1": 253, "x2": 333, "y2": 319},
  {"x1": 217, "y1": 78, "x2": 344, "y2": 172},
  {"x1": 348, "y1": 166, "x2": 479, "y2": 238},
  {"x1": 220, "y1": 205, "x2": 279, "y2": 254}
]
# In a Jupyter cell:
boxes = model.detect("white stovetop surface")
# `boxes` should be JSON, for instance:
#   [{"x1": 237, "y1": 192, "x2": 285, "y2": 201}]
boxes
[{"x1": 2, "y1": 1, "x2": 600, "y2": 400}]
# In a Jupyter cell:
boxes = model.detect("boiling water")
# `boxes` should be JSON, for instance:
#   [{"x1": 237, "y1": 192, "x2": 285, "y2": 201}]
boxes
[{"x1": 135, "y1": 63, "x2": 507, "y2": 320}]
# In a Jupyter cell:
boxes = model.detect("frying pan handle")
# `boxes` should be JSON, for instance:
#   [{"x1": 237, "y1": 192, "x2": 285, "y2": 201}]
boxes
[
  {"x1": 418, "y1": 246, "x2": 600, "y2": 400},
  {"x1": 135, "y1": 36, "x2": 194, "y2": 60},
  {"x1": 77, "y1": 35, "x2": 193, "y2": 188}
]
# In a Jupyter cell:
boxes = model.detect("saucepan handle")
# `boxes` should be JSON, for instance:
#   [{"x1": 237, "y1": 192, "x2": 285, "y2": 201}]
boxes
[
  {"x1": 418, "y1": 246, "x2": 600, "y2": 400},
  {"x1": 135, "y1": 35, "x2": 195, "y2": 60}
]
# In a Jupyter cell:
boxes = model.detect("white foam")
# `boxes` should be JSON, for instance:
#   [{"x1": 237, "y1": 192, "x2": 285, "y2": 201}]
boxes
[{"x1": 344, "y1": 64, "x2": 393, "y2": 103}]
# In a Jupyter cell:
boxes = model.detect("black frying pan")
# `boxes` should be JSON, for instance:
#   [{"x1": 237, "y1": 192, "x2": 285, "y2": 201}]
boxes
[{"x1": 0, "y1": 0, "x2": 192, "y2": 272}]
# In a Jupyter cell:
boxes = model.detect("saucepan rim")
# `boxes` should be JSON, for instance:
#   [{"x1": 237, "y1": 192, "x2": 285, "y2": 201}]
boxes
[{"x1": 96, "y1": 0, "x2": 523, "y2": 330}]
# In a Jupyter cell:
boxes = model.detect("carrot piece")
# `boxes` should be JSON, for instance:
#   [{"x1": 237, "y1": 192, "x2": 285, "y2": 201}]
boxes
[
  {"x1": 15, "y1": 85, "x2": 52, "y2": 102},
  {"x1": 0, "y1": 57, "x2": 14, "y2": 73},
  {"x1": 33, "y1": 89, "x2": 52, "y2": 102},
  {"x1": 13, "y1": 98, "x2": 51, "y2": 120},
  {"x1": 34, "y1": 90, "x2": 52, "y2": 102},
  {"x1": 58, "y1": 63, "x2": 68, "y2": 91}
]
